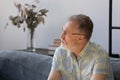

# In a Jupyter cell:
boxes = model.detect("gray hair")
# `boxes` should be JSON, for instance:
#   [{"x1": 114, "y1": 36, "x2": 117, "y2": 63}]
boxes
[{"x1": 68, "y1": 14, "x2": 93, "y2": 41}]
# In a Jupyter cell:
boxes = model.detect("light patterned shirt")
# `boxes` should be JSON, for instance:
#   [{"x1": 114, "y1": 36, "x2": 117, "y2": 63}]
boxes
[{"x1": 51, "y1": 42, "x2": 114, "y2": 80}]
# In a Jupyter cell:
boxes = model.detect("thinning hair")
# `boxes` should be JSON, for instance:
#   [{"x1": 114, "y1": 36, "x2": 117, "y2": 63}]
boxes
[{"x1": 68, "y1": 14, "x2": 93, "y2": 41}]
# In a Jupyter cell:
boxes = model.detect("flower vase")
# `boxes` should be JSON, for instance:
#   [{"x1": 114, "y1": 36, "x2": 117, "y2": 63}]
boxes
[{"x1": 27, "y1": 29, "x2": 36, "y2": 52}]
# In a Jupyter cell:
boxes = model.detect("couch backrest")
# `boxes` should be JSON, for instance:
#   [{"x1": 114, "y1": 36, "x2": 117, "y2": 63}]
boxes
[
  {"x1": 110, "y1": 57, "x2": 120, "y2": 80},
  {"x1": 0, "y1": 50, "x2": 52, "y2": 80}
]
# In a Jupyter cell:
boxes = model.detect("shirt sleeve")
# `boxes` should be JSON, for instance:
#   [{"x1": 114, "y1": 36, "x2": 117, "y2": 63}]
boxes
[
  {"x1": 51, "y1": 47, "x2": 62, "y2": 71},
  {"x1": 93, "y1": 49, "x2": 110, "y2": 75}
]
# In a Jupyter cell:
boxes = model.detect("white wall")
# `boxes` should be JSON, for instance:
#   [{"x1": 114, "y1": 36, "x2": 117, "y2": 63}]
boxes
[
  {"x1": 0, "y1": 0, "x2": 119, "y2": 53},
  {"x1": 112, "y1": 0, "x2": 120, "y2": 54}
]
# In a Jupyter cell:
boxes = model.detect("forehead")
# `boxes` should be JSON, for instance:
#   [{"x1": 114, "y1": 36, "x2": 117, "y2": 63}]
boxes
[{"x1": 63, "y1": 21, "x2": 79, "y2": 32}]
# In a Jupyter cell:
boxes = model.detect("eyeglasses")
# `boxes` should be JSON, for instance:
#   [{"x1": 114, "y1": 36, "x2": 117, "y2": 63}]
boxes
[
  {"x1": 71, "y1": 33, "x2": 85, "y2": 35},
  {"x1": 62, "y1": 31, "x2": 85, "y2": 36}
]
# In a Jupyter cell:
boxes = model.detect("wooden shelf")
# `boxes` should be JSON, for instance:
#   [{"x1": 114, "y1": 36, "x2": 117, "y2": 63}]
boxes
[{"x1": 19, "y1": 48, "x2": 54, "y2": 56}]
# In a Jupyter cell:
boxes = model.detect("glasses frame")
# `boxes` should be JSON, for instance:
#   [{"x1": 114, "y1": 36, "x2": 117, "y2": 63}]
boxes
[{"x1": 62, "y1": 31, "x2": 85, "y2": 36}]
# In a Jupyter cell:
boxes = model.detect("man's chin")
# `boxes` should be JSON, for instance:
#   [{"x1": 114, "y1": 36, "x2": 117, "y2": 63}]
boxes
[{"x1": 60, "y1": 43, "x2": 69, "y2": 50}]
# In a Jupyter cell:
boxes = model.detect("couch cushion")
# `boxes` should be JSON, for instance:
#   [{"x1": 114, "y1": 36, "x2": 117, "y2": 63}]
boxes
[
  {"x1": 0, "y1": 50, "x2": 52, "y2": 80},
  {"x1": 110, "y1": 57, "x2": 120, "y2": 80}
]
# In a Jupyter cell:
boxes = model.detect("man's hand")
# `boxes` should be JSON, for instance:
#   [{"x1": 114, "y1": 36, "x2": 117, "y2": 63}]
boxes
[
  {"x1": 91, "y1": 74, "x2": 106, "y2": 80},
  {"x1": 48, "y1": 70, "x2": 61, "y2": 80}
]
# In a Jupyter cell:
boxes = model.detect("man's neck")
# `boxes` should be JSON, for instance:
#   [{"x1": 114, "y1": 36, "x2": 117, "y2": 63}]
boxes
[{"x1": 72, "y1": 41, "x2": 88, "y2": 58}]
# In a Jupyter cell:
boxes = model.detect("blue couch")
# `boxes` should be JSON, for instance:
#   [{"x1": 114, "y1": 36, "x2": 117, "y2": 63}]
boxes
[
  {"x1": 0, "y1": 50, "x2": 120, "y2": 80},
  {"x1": 0, "y1": 50, "x2": 52, "y2": 80},
  {"x1": 110, "y1": 57, "x2": 120, "y2": 80}
]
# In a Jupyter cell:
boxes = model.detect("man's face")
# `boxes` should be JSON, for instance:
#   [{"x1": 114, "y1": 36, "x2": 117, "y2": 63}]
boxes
[{"x1": 60, "y1": 21, "x2": 81, "y2": 50}]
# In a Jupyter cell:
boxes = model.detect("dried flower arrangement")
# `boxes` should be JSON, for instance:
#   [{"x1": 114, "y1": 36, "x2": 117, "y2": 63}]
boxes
[
  {"x1": 6, "y1": 1, "x2": 48, "y2": 50},
  {"x1": 9, "y1": 1, "x2": 48, "y2": 30}
]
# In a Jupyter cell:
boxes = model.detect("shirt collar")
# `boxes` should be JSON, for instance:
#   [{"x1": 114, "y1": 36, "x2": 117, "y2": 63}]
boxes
[
  {"x1": 67, "y1": 41, "x2": 91, "y2": 58},
  {"x1": 78, "y1": 41, "x2": 90, "y2": 58}
]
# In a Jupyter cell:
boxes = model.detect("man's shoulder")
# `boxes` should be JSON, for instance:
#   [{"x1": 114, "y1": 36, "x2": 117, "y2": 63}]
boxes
[
  {"x1": 54, "y1": 47, "x2": 68, "y2": 57},
  {"x1": 89, "y1": 42, "x2": 108, "y2": 56},
  {"x1": 89, "y1": 42, "x2": 107, "y2": 51}
]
